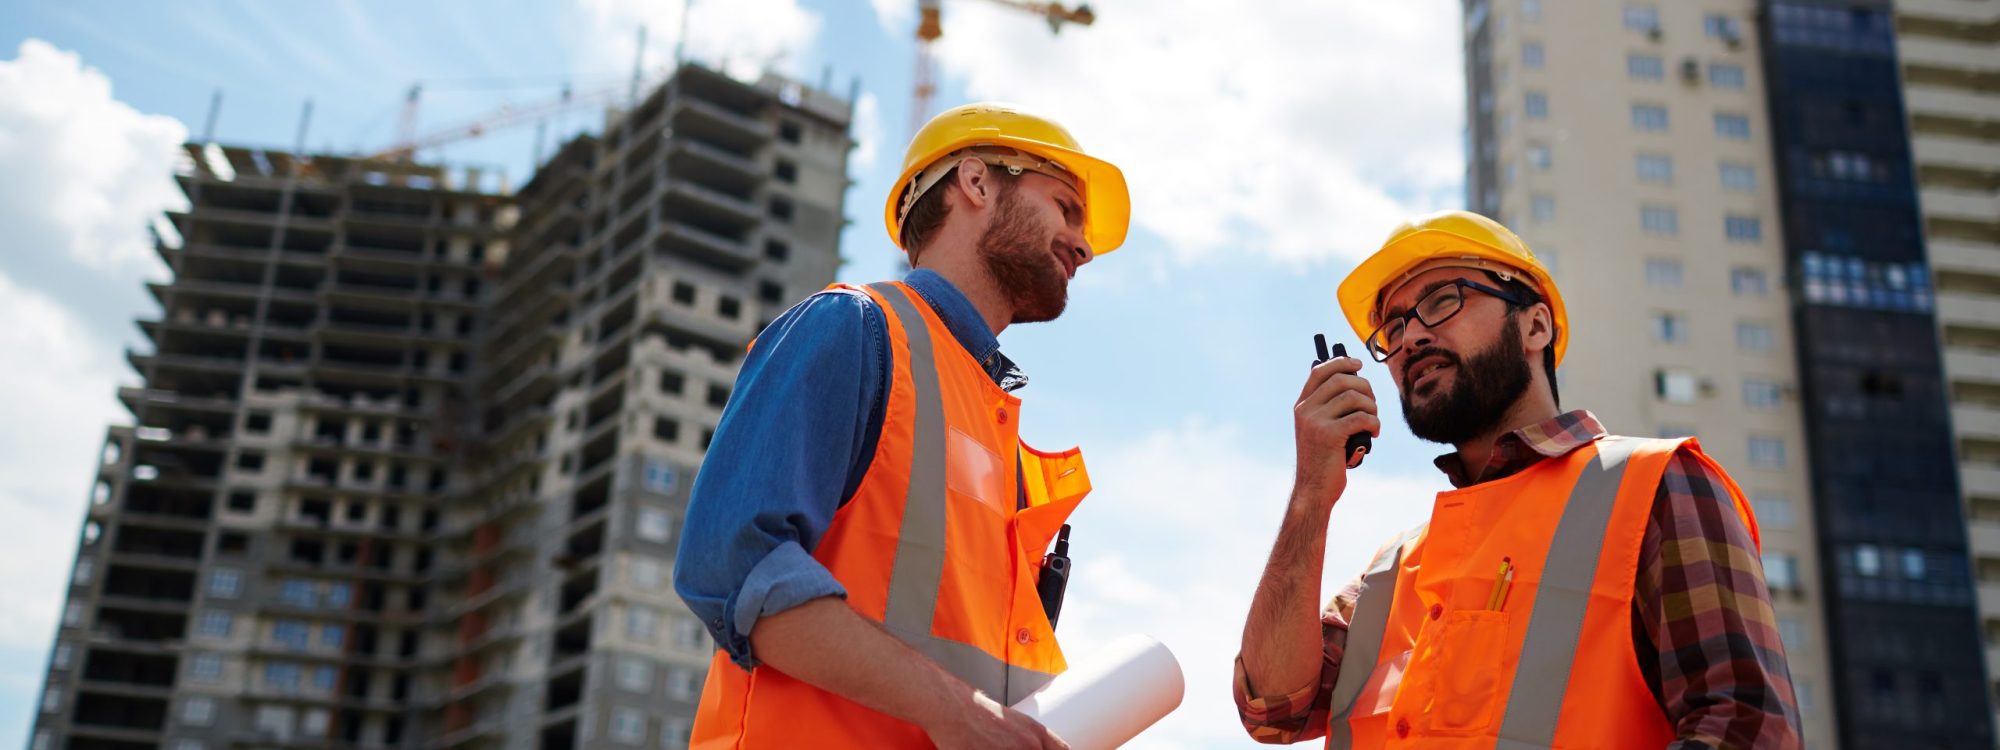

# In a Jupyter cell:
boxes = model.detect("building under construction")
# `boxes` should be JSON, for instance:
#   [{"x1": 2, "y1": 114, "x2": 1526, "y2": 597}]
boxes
[{"x1": 28, "y1": 62, "x2": 853, "y2": 750}]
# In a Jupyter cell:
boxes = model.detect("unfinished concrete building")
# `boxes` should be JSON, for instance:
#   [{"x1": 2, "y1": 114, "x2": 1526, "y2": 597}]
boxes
[{"x1": 28, "y1": 62, "x2": 854, "y2": 750}]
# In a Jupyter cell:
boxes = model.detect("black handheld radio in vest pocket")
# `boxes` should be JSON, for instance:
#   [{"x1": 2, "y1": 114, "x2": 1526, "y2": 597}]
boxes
[
  {"x1": 1314, "y1": 334, "x2": 1371, "y2": 469},
  {"x1": 1037, "y1": 524, "x2": 1072, "y2": 629}
]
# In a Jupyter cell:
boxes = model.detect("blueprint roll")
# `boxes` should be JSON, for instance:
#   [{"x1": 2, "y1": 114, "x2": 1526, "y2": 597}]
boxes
[{"x1": 1012, "y1": 634, "x2": 1185, "y2": 749}]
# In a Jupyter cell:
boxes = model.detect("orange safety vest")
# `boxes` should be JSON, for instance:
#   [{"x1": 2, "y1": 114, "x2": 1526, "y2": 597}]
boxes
[
  {"x1": 1325, "y1": 436, "x2": 1760, "y2": 748},
  {"x1": 691, "y1": 281, "x2": 1090, "y2": 749}
]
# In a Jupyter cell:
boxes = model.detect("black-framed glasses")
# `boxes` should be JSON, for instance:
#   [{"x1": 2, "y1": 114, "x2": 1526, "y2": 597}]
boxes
[{"x1": 1365, "y1": 279, "x2": 1533, "y2": 361}]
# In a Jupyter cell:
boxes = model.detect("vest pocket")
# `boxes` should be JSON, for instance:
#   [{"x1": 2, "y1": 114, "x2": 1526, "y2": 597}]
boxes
[{"x1": 1426, "y1": 610, "x2": 1508, "y2": 734}]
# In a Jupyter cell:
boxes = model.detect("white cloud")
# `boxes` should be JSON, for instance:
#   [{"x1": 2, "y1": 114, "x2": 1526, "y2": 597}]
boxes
[
  {"x1": 0, "y1": 39, "x2": 187, "y2": 275},
  {"x1": 886, "y1": 0, "x2": 1465, "y2": 264},
  {"x1": 574, "y1": 0, "x2": 822, "y2": 84},
  {"x1": 852, "y1": 91, "x2": 883, "y2": 170},
  {"x1": 1057, "y1": 420, "x2": 1445, "y2": 748},
  {"x1": 0, "y1": 269, "x2": 126, "y2": 653}
]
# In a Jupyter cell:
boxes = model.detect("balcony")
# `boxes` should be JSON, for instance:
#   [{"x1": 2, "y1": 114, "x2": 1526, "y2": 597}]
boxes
[
  {"x1": 1907, "y1": 87, "x2": 2000, "y2": 124},
  {"x1": 670, "y1": 96, "x2": 774, "y2": 155},
  {"x1": 1922, "y1": 186, "x2": 2000, "y2": 223},
  {"x1": 657, "y1": 220, "x2": 757, "y2": 272},
  {"x1": 1938, "y1": 291, "x2": 2000, "y2": 328},
  {"x1": 668, "y1": 138, "x2": 763, "y2": 197},
  {"x1": 660, "y1": 179, "x2": 761, "y2": 233}
]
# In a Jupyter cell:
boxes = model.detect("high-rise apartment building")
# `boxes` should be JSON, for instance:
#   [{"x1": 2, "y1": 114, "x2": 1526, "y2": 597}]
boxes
[
  {"x1": 28, "y1": 62, "x2": 853, "y2": 750},
  {"x1": 1896, "y1": 0, "x2": 2000, "y2": 733},
  {"x1": 1466, "y1": 0, "x2": 1992, "y2": 747}
]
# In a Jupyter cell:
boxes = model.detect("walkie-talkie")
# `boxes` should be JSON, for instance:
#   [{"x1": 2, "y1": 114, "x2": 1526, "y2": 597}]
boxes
[
  {"x1": 1037, "y1": 525, "x2": 1072, "y2": 629},
  {"x1": 1314, "y1": 334, "x2": 1372, "y2": 469}
]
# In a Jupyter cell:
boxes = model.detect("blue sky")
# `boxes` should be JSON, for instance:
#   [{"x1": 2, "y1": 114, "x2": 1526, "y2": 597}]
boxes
[{"x1": 0, "y1": 1, "x2": 1469, "y2": 746}]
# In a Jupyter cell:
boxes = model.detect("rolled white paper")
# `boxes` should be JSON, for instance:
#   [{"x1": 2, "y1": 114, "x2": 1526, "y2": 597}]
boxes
[{"x1": 1012, "y1": 634, "x2": 1185, "y2": 749}]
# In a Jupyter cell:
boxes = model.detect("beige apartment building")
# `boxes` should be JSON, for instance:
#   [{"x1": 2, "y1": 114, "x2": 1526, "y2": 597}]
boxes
[
  {"x1": 1898, "y1": 0, "x2": 2000, "y2": 728},
  {"x1": 1463, "y1": 0, "x2": 1836, "y2": 745}
]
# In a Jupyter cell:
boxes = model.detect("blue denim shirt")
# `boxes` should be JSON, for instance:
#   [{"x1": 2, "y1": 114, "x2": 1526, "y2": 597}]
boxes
[{"x1": 674, "y1": 269, "x2": 1024, "y2": 669}]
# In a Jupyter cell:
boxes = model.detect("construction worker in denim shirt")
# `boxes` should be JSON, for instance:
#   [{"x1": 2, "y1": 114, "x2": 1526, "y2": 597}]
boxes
[{"x1": 674, "y1": 103, "x2": 1130, "y2": 749}]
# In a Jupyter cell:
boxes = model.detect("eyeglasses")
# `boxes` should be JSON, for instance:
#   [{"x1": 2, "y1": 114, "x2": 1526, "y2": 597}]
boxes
[{"x1": 1365, "y1": 279, "x2": 1533, "y2": 361}]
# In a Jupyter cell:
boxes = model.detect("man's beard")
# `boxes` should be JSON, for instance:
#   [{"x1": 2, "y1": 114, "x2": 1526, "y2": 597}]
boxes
[
  {"x1": 977, "y1": 186, "x2": 1068, "y2": 324},
  {"x1": 1400, "y1": 314, "x2": 1533, "y2": 445}
]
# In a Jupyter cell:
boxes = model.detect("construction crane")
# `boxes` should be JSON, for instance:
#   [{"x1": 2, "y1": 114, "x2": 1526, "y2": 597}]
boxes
[
  {"x1": 371, "y1": 83, "x2": 608, "y2": 162},
  {"x1": 911, "y1": 0, "x2": 1096, "y2": 136}
]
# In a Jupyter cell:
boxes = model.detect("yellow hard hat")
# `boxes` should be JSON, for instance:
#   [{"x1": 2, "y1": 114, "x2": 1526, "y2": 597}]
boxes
[
  {"x1": 885, "y1": 102, "x2": 1130, "y2": 254},
  {"x1": 1336, "y1": 210, "x2": 1569, "y2": 366}
]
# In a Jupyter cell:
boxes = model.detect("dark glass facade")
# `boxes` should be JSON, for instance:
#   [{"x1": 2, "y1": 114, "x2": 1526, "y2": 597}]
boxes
[{"x1": 1759, "y1": 1, "x2": 1994, "y2": 745}]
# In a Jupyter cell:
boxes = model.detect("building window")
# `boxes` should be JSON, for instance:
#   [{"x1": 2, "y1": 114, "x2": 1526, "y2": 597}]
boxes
[
  {"x1": 663, "y1": 718, "x2": 692, "y2": 750},
  {"x1": 321, "y1": 623, "x2": 345, "y2": 649},
  {"x1": 667, "y1": 667, "x2": 703, "y2": 700},
  {"x1": 182, "y1": 696, "x2": 216, "y2": 726},
  {"x1": 63, "y1": 602, "x2": 84, "y2": 627},
  {"x1": 758, "y1": 280, "x2": 784, "y2": 304},
  {"x1": 1645, "y1": 259, "x2": 1684, "y2": 288},
  {"x1": 173, "y1": 741, "x2": 205, "y2": 750},
  {"x1": 611, "y1": 708, "x2": 647, "y2": 745},
  {"x1": 198, "y1": 611, "x2": 233, "y2": 639},
  {"x1": 627, "y1": 606, "x2": 659, "y2": 641},
  {"x1": 235, "y1": 451, "x2": 265, "y2": 471},
  {"x1": 1714, "y1": 112, "x2": 1751, "y2": 139},
  {"x1": 190, "y1": 653, "x2": 223, "y2": 682},
  {"x1": 74, "y1": 558, "x2": 94, "y2": 584},
  {"x1": 1530, "y1": 195, "x2": 1555, "y2": 223},
  {"x1": 778, "y1": 120, "x2": 803, "y2": 144},
  {"x1": 672, "y1": 616, "x2": 709, "y2": 652},
  {"x1": 1743, "y1": 379, "x2": 1782, "y2": 410},
  {"x1": 671, "y1": 281, "x2": 696, "y2": 305},
  {"x1": 717, "y1": 296, "x2": 742, "y2": 320},
  {"x1": 1764, "y1": 552, "x2": 1799, "y2": 591},
  {"x1": 1752, "y1": 492, "x2": 1794, "y2": 530},
  {"x1": 1725, "y1": 215, "x2": 1763, "y2": 242},
  {"x1": 41, "y1": 687, "x2": 59, "y2": 713},
  {"x1": 1640, "y1": 205, "x2": 1679, "y2": 235},
  {"x1": 1503, "y1": 161, "x2": 1518, "y2": 186},
  {"x1": 312, "y1": 666, "x2": 337, "y2": 693},
  {"x1": 208, "y1": 568, "x2": 242, "y2": 598},
  {"x1": 1652, "y1": 312, "x2": 1687, "y2": 344},
  {"x1": 1632, "y1": 103, "x2": 1669, "y2": 131},
  {"x1": 245, "y1": 412, "x2": 273, "y2": 433},
  {"x1": 52, "y1": 642, "x2": 72, "y2": 669},
  {"x1": 638, "y1": 507, "x2": 673, "y2": 543},
  {"x1": 1521, "y1": 0, "x2": 1542, "y2": 21},
  {"x1": 659, "y1": 369, "x2": 686, "y2": 395},
  {"x1": 653, "y1": 417, "x2": 680, "y2": 443},
  {"x1": 280, "y1": 579, "x2": 315, "y2": 608},
  {"x1": 1749, "y1": 436, "x2": 1786, "y2": 468},
  {"x1": 1526, "y1": 143, "x2": 1552, "y2": 171},
  {"x1": 763, "y1": 240, "x2": 789, "y2": 262},
  {"x1": 1902, "y1": 548, "x2": 1927, "y2": 580},
  {"x1": 617, "y1": 658, "x2": 653, "y2": 692},
  {"x1": 1655, "y1": 370, "x2": 1700, "y2": 403},
  {"x1": 1623, "y1": 5, "x2": 1660, "y2": 32},
  {"x1": 1521, "y1": 41, "x2": 1545, "y2": 69},
  {"x1": 274, "y1": 620, "x2": 311, "y2": 650},
  {"x1": 631, "y1": 558, "x2": 663, "y2": 590},
  {"x1": 642, "y1": 457, "x2": 678, "y2": 494},
  {"x1": 1855, "y1": 544, "x2": 1882, "y2": 576},
  {"x1": 1737, "y1": 322, "x2": 1774, "y2": 353},
  {"x1": 768, "y1": 197, "x2": 794, "y2": 222},
  {"x1": 1627, "y1": 53, "x2": 1664, "y2": 81},
  {"x1": 1636, "y1": 153, "x2": 1674, "y2": 184},
  {"x1": 1708, "y1": 63, "x2": 1746, "y2": 89},
  {"x1": 325, "y1": 582, "x2": 351, "y2": 608},
  {"x1": 773, "y1": 160, "x2": 798, "y2": 184},
  {"x1": 1720, "y1": 161, "x2": 1756, "y2": 191},
  {"x1": 1524, "y1": 91, "x2": 1548, "y2": 119},
  {"x1": 1731, "y1": 268, "x2": 1768, "y2": 296},
  {"x1": 1704, "y1": 13, "x2": 1742, "y2": 40},
  {"x1": 265, "y1": 662, "x2": 302, "y2": 693}
]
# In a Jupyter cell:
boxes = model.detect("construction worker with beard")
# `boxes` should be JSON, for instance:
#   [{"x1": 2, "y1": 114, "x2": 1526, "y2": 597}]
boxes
[
  {"x1": 1234, "y1": 211, "x2": 1802, "y2": 748},
  {"x1": 675, "y1": 103, "x2": 1128, "y2": 749}
]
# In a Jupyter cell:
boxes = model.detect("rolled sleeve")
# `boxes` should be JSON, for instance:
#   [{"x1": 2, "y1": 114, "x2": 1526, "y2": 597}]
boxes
[
  {"x1": 673, "y1": 290, "x2": 888, "y2": 670},
  {"x1": 1234, "y1": 580, "x2": 1361, "y2": 744}
]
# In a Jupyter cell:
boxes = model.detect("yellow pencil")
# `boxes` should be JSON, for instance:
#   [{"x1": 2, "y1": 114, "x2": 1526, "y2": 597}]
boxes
[{"x1": 1486, "y1": 557, "x2": 1513, "y2": 610}]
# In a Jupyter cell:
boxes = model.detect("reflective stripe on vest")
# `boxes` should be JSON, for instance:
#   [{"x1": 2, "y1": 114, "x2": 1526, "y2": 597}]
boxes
[
  {"x1": 1327, "y1": 526, "x2": 1425, "y2": 749},
  {"x1": 1328, "y1": 437, "x2": 1639, "y2": 748},
  {"x1": 866, "y1": 282, "x2": 1058, "y2": 703}
]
